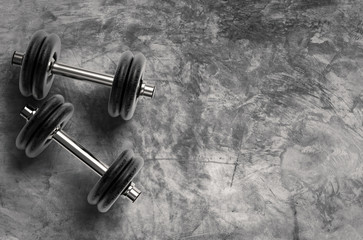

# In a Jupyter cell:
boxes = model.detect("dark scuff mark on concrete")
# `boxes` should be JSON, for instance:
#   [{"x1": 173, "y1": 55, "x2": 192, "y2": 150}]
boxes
[{"x1": 290, "y1": 198, "x2": 300, "y2": 240}]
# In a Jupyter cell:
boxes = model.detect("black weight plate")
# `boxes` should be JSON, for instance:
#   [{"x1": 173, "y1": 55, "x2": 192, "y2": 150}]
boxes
[
  {"x1": 108, "y1": 51, "x2": 134, "y2": 117},
  {"x1": 16, "y1": 95, "x2": 64, "y2": 151},
  {"x1": 19, "y1": 30, "x2": 48, "y2": 97},
  {"x1": 25, "y1": 102, "x2": 73, "y2": 158},
  {"x1": 120, "y1": 52, "x2": 146, "y2": 120},
  {"x1": 87, "y1": 149, "x2": 134, "y2": 205},
  {"x1": 32, "y1": 33, "x2": 61, "y2": 100},
  {"x1": 97, "y1": 155, "x2": 143, "y2": 213}
]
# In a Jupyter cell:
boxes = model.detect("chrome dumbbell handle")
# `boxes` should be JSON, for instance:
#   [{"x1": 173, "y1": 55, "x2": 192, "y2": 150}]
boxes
[
  {"x1": 20, "y1": 105, "x2": 141, "y2": 202},
  {"x1": 12, "y1": 51, "x2": 155, "y2": 98}
]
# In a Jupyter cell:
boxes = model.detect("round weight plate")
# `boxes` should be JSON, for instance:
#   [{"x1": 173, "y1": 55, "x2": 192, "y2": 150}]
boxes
[
  {"x1": 87, "y1": 149, "x2": 134, "y2": 205},
  {"x1": 108, "y1": 51, "x2": 134, "y2": 117},
  {"x1": 97, "y1": 155, "x2": 143, "y2": 213},
  {"x1": 16, "y1": 95, "x2": 64, "y2": 151},
  {"x1": 25, "y1": 102, "x2": 73, "y2": 158},
  {"x1": 32, "y1": 33, "x2": 61, "y2": 100},
  {"x1": 19, "y1": 30, "x2": 48, "y2": 97},
  {"x1": 120, "y1": 52, "x2": 146, "y2": 120}
]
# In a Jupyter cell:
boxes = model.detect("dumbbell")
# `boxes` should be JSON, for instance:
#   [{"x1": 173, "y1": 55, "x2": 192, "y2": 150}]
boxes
[
  {"x1": 16, "y1": 95, "x2": 144, "y2": 212},
  {"x1": 12, "y1": 30, "x2": 155, "y2": 120}
]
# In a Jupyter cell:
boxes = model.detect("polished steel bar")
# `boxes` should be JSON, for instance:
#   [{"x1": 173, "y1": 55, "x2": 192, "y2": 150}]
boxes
[
  {"x1": 52, "y1": 130, "x2": 141, "y2": 201},
  {"x1": 20, "y1": 105, "x2": 108, "y2": 176},
  {"x1": 20, "y1": 105, "x2": 141, "y2": 201},
  {"x1": 53, "y1": 131, "x2": 108, "y2": 176},
  {"x1": 12, "y1": 51, "x2": 155, "y2": 98},
  {"x1": 52, "y1": 62, "x2": 114, "y2": 86},
  {"x1": 12, "y1": 51, "x2": 113, "y2": 86}
]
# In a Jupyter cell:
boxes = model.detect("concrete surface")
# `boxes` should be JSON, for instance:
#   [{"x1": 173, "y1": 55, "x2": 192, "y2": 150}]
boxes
[{"x1": 1, "y1": 0, "x2": 363, "y2": 239}]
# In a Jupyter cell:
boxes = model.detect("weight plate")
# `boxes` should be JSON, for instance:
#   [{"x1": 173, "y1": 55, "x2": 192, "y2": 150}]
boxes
[
  {"x1": 97, "y1": 155, "x2": 143, "y2": 213},
  {"x1": 16, "y1": 95, "x2": 64, "y2": 151},
  {"x1": 25, "y1": 102, "x2": 73, "y2": 158},
  {"x1": 108, "y1": 51, "x2": 134, "y2": 117},
  {"x1": 19, "y1": 30, "x2": 48, "y2": 97},
  {"x1": 87, "y1": 149, "x2": 134, "y2": 205},
  {"x1": 120, "y1": 52, "x2": 146, "y2": 120},
  {"x1": 32, "y1": 33, "x2": 61, "y2": 100}
]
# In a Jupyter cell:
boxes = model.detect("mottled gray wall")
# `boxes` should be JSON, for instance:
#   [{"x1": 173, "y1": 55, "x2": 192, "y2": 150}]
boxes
[{"x1": 1, "y1": 0, "x2": 363, "y2": 239}]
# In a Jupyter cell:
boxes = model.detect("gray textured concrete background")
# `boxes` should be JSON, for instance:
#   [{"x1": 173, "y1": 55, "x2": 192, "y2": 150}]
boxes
[{"x1": 1, "y1": 0, "x2": 363, "y2": 239}]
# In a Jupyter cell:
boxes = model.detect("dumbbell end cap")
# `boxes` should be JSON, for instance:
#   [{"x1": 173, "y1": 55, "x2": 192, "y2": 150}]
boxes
[
  {"x1": 123, "y1": 182, "x2": 141, "y2": 202},
  {"x1": 139, "y1": 83, "x2": 155, "y2": 99},
  {"x1": 12, "y1": 51, "x2": 24, "y2": 66},
  {"x1": 20, "y1": 105, "x2": 37, "y2": 120}
]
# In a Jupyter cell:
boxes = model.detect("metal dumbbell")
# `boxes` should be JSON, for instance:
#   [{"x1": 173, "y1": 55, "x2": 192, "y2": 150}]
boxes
[
  {"x1": 12, "y1": 30, "x2": 155, "y2": 120},
  {"x1": 16, "y1": 95, "x2": 144, "y2": 212}
]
